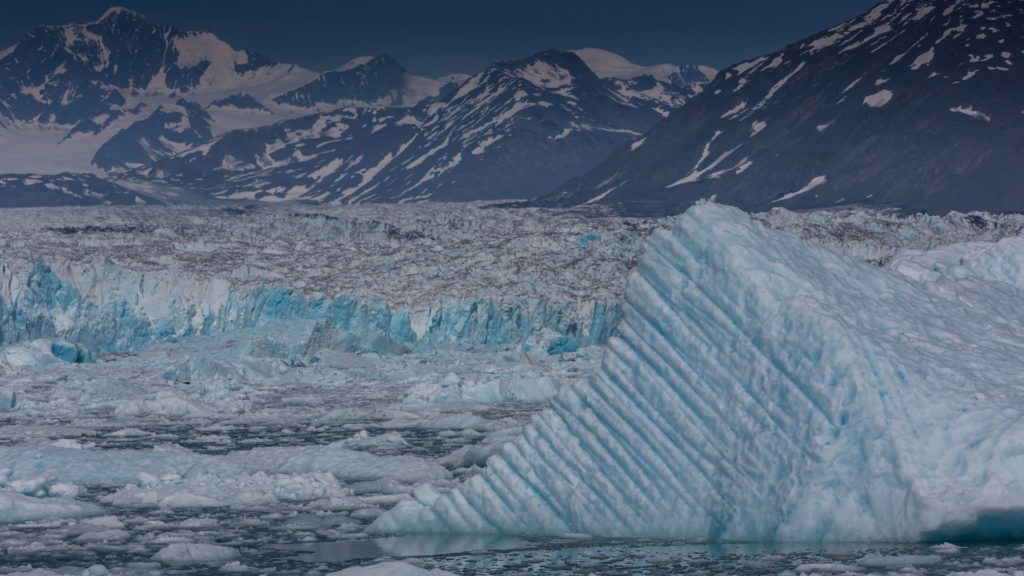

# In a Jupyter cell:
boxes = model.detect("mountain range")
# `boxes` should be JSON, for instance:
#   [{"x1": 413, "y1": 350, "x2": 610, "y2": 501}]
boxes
[
  {"x1": 0, "y1": 7, "x2": 712, "y2": 206},
  {"x1": 1, "y1": 0, "x2": 1020, "y2": 215},
  {"x1": 546, "y1": 0, "x2": 1024, "y2": 215}
]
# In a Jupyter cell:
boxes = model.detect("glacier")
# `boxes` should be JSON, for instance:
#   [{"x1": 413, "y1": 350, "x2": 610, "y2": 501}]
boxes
[
  {"x1": 0, "y1": 204, "x2": 654, "y2": 359},
  {"x1": 371, "y1": 202, "x2": 1024, "y2": 542}
]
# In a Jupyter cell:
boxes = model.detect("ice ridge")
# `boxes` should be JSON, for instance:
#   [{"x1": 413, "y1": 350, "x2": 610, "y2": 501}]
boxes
[{"x1": 371, "y1": 202, "x2": 1024, "y2": 542}]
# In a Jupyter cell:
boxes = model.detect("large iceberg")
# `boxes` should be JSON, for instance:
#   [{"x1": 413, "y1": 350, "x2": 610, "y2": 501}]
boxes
[{"x1": 371, "y1": 203, "x2": 1024, "y2": 542}]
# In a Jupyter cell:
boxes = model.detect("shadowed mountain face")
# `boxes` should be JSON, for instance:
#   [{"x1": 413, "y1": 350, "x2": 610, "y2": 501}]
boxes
[
  {"x1": 544, "y1": 0, "x2": 1024, "y2": 216},
  {"x1": 135, "y1": 50, "x2": 709, "y2": 203},
  {"x1": 0, "y1": 7, "x2": 710, "y2": 205},
  {"x1": 0, "y1": 7, "x2": 285, "y2": 128},
  {"x1": 0, "y1": 173, "x2": 158, "y2": 207}
]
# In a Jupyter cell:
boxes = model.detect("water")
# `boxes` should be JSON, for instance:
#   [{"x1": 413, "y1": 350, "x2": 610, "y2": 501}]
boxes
[
  {"x1": 1, "y1": 345, "x2": 1020, "y2": 575},
  {"x1": 2, "y1": 415, "x2": 1022, "y2": 575}
]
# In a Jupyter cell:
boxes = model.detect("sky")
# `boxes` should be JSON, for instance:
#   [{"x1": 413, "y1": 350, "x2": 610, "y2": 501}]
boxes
[{"x1": 0, "y1": 1, "x2": 882, "y2": 78}]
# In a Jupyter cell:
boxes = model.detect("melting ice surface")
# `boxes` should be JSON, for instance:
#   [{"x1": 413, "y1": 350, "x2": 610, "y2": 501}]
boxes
[
  {"x1": 3, "y1": 203, "x2": 1024, "y2": 574},
  {"x1": 374, "y1": 203, "x2": 1024, "y2": 542}
]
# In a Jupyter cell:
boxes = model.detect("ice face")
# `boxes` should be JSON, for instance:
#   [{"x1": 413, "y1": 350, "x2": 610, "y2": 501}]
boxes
[
  {"x1": 371, "y1": 203, "x2": 1024, "y2": 542},
  {"x1": 0, "y1": 204, "x2": 656, "y2": 358}
]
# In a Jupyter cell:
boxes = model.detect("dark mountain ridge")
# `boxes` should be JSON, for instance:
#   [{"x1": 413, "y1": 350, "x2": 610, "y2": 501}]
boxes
[{"x1": 544, "y1": 0, "x2": 1024, "y2": 216}]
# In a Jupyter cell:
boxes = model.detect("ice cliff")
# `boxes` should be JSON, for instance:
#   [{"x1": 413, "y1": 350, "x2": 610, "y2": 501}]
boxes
[
  {"x1": 372, "y1": 202, "x2": 1024, "y2": 542},
  {"x1": 0, "y1": 204, "x2": 656, "y2": 357}
]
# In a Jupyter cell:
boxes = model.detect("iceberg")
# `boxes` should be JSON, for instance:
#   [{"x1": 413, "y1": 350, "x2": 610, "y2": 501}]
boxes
[
  {"x1": 371, "y1": 203, "x2": 1024, "y2": 542},
  {"x1": 0, "y1": 488, "x2": 102, "y2": 523},
  {"x1": 152, "y1": 542, "x2": 240, "y2": 566}
]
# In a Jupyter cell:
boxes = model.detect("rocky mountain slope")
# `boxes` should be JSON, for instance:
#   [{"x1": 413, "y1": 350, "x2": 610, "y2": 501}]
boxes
[
  {"x1": 545, "y1": 0, "x2": 1024, "y2": 215},
  {"x1": 133, "y1": 49, "x2": 711, "y2": 202}
]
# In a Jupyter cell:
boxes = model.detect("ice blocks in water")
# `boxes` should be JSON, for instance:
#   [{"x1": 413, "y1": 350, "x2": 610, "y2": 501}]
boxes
[{"x1": 372, "y1": 203, "x2": 1024, "y2": 542}]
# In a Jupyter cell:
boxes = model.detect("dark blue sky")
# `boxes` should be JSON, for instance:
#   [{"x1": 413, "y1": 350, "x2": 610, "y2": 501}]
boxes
[{"x1": 2, "y1": 1, "x2": 881, "y2": 77}]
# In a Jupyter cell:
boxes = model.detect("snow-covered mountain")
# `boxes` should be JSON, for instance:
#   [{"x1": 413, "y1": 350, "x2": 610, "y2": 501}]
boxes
[
  {"x1": 273, "y1": 55, "x2": 467, "y2": 111},
  {"x1": 0, "y1": 6, "x2": 319, "y2": 177},
  {"x1": 0, "y1": 173, "x2": 158, "y2": 206},
  {"x1": 134, "y1": 49, "x2": 710, "y2": 202},
  {"x1": 546, "y1": 0, "x2": 1024, "y2": 216},
  {"x1": 572, "y1": 47, "x2": 717, "y2": 115},
  {"x1": 0, "y1": 7, "x2": 710, "y2": 205}
]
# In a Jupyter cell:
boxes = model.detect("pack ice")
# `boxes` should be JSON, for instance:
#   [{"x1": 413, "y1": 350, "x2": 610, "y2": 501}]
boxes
[{"x1": 372, "y1": 202, "x2": 1024, "y2": 542}]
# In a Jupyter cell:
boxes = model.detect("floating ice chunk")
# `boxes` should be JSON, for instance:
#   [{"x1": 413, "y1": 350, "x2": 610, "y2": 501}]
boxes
[
  {"x1": 372, "y1": 203, "x2": 1024, "y2": 542},
  {"x1": 0, "y1": 488, "x2": 101, "y2": 523},
  {"x1": 793, "y1": 563, "x2": 862, "y2": 573},
  {"x1": 403, "y1": 372, "x2": 559, "y2": 404},
  {"x1": 856, "y1": 554, "x2": 942, "y2": 568},
  {"x1": 437, "y1": 426, "x2": 524, "y2": 470},
  {"x1": 78, "y1": 515, "x2": 125, "y2": 530},
  {"x1": 325, "y1": 561, "x2": 456, "y2": 576},
  {"x1": 74, "y1": 528, "x2": 131, "y2": 543},
  {"x1": 379, "y1": 413, "x2": 501, "y2": 433},
  {"x1": 891, "y1": 236, "x2": 1024, "y2": 289},
  {"x1": 1, "y1": 339, "x2": 83, "y2": 370},
  {"x1": 0, "y1": 388, "x2": 14, "y2": 412},
  {"x1": 931, "y1": 542, "x2": 962, "y2": 554},
  {"x1": 153, "y1": 542, "x2": 241, "y2": 566},
  {"x1": 231, "y1": 442, "x2": 451, "y2": 485},
  {"x1": 113, "y1": 391, "x2": 209, "y2": 418}
]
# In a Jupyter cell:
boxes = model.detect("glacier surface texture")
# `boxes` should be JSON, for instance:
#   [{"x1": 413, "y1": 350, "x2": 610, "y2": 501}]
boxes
[
  {"x1": 373, "y1": 203, "x2": 1024, "y2": 542},
  {"x1": 0, "y1": 204, "x2": 656, "y2": 357}
]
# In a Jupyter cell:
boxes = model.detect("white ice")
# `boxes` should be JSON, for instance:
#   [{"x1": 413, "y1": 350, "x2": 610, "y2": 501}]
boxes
[
  {"x1": 372, "y1": 203, "x2": 1024, "y2": 542},
  {"x1": 152, "y1": 542, "x2": 240, "y2": 566},
  {"x1": 326, "y1": 561, "x2": 456, "y2": 576},
  {"x1": 4, "y1": 204, "x2": 1024, "y2": 573},
  {"x1": 0, "y1": 488, "x2": 102, "y2": 523}
]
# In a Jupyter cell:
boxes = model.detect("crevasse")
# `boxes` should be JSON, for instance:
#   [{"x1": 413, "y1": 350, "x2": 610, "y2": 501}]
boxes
[{"x1": 370, "y1": 202, "x2": 1024, "y2": 542}]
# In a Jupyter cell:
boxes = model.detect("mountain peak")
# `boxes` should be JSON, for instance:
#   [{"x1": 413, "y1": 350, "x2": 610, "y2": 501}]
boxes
[
  {"x1": 571, "y1": 48, "x2": 673, "y2": 80},
  {"x1": 496, "y1": 49, "x2": 596, "y2": 79},
  {"x1": 571, "y1": 47, "x2": 718, "y2": 89},
  {"x1": 94, "y1": 6, "x2": 148, "y2": 24},
  {"x1": 336, "y1": 55, "x2": 375, "y2": 72},
  {"x1": 546, "y1": 0, "x2": 1024, "y2": 216}
]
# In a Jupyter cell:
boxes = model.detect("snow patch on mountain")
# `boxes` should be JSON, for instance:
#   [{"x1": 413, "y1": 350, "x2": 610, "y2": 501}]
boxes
[
  {"x1": 863, "y1": 88, "x2": 894, "y2": 107},
  {"x1": 950, "y1": 105, "x2": 991, "y2": 122},
  {"x1": 774, "y1": 175, "x2": 827, "y2": 203},
  {"x1": 910, "y1": 46, "x2": 936, "y2": 70},
  {"x1": 338, "y1": 56, "x2": 376, "y2": 72}
]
